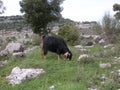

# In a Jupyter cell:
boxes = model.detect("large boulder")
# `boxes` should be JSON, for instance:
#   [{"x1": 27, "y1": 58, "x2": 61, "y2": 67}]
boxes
[
  {"x1": 5, "y1": 42, "x2": 24, "y2": 53},
  {"x1": 6, "y1": 67, "x2": 45, "y2": 86}
]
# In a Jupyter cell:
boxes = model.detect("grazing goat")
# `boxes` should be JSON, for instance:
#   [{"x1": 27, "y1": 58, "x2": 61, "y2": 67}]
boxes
[{"x1": 41, "y1": 36, "x2": 72, "y2": 60}]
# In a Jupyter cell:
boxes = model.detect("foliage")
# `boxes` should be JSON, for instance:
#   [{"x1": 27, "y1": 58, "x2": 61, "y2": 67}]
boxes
[
  {"x1": 58, "y1": 23, "x2": 80, "y2": 45},
  {"x1": 102, "y1": 13, "x2": 120, "y2": 44},
  {"x1": 113, "y1": 3, "x2": 120, "y2": 20},
  {"x1": 20, "y1": 0, "x2": 64, "y2": 35}
]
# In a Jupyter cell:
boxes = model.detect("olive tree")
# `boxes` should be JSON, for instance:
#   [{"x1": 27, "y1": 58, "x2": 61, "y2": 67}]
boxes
[{"x1": 20, "y1": 0, "x2": 64, "y2": 35}]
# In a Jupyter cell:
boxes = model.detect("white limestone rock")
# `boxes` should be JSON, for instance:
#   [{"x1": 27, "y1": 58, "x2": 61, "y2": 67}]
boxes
[{"x1": 6, "y1": 67, "x2": 45, "y2": 86}]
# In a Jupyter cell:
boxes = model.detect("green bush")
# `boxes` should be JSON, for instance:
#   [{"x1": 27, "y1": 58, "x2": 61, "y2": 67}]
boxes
[{"x1": 58, "y1": 23, "x2": 80, "y2": 45}]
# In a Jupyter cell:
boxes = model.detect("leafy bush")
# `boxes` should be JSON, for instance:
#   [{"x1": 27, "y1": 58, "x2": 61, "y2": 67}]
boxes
[{"x1": 58, "y1": 23, "x2": 80, "y2": 45}]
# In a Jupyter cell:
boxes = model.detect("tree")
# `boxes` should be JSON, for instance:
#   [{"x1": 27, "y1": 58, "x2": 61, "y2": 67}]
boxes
[
  {"x1": 102, "y1": 13, "x2": 120, "y2": 44},
  {"x1": 0, "y1": 0, "x2": 5, "y2": 14},
  {"x1": 113, "y1": 3, "x2": 120, "y2": 19},
  {"x1": 20, "y1": 0, "x2": 64, "y2": 35}
]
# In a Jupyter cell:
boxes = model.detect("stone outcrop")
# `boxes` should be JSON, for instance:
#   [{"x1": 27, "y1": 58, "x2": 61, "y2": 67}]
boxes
[
  {"x1": 6, "y1": 67, "x2": 45, "y2": 86},
  {"x1": 5, "y1": 42, "x2": 24, "y2": 53}
]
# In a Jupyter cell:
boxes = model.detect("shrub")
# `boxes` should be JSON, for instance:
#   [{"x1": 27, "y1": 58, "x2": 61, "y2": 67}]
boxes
[
  {"x1": 58, "y1": 23, "x2": 80, "y2": 45},
  {"x1": 102, "y1": 13, "x2": 120, "y2": 44}
]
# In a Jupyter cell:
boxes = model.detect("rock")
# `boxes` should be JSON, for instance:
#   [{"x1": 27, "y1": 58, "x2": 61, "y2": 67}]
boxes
[
  {"x1": 103, "y1": 44, "x2": 113, "y2": 48},
  {"x1": 101, "y1": 74, "x2": 106, "y2": 81},
  {"x1": 13, "y1": 52, "x2": 25, "y2": 57},
  {"x1": 118, "y1": 69, "x2": 120, "y2": 73},
  {"x1": 117, "y1": 69, "x2": 120, "y2": 77},
  {"x1": 6, "y1": 67, "x2": 45, "y2": 86},
  {"x1": 1, "y1": 60, "x2": 8, "y2": 64},
  {"x1": 0, "y1": 60, "x2": 8, "y2": 67},
  {"x1": 0, "y1": 49, "x2": 9, "y2": 57},
  {"x1": 74, "y1": 45, "x2": 83, "y2": 48},
  {"x1": 11, "y1": 67, "x2": 21, "y2": 74},
  {"x1": 49, "y1": 85, "x2": 55, "y2": 90},
  {"x1": 86, "y1": 42, "x2": 94, "y2": 46},
  {"x1": 88, "y1": 88, "x2": 97, "y2": 90},
  {"x1": 101, "y1": 81, "x2": 105, "y2": 85},
  {"x1": 5, "y1": 42, "x2": 24, "y2": 53},
  {"x1": 93, "y1": 35, "x2": 101, "y2": 44},
  {"x1": 99, "y1": 39, "x2": 105, "y2": 45},
  {"x1": 0, "y1": 64, "x2": 4, "y2": 67},
  {"x1": 78, "y1": 54, "x2": 89, "y2": 64},
  {"x1": 78, "y1": 54, "x2": 88, "y2": 60},
  {"x1": 99, "y1": 63, "x2": 111, "y2": 69}
]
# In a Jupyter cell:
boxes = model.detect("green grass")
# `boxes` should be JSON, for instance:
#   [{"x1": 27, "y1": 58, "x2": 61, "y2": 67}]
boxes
[{"x1": 0, "y1": 45, "x2": 120, "y2": 90}]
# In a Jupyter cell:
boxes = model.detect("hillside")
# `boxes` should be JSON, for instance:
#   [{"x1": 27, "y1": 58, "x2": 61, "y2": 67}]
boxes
[
  {"x1": 0, "y1": 16, "x2": 28, "y2": 31},
  {"x1": 0, "y1": 15, "x2": 120, "y2": 90},
  {"x1": 0, "y1": 16, "x2": 74, "y2": 31},
  {"x1": 0, "y1": 15, "x2": 99, "y2": 35}
]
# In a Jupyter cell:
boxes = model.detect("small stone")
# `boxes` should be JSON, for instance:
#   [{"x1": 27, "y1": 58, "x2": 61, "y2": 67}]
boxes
[
  {"x1": 78, "y1": 54, "x2": 88, "y2": 60},
  {"x1": 99, "y1": 63, "x2": 111, "y2": 69},
  {"x1": 49, "y1": 85, "x2": 55, "y2": 90},
  {"x1": 101, "y1": 74, "x2": 106, "y2": 81}
]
